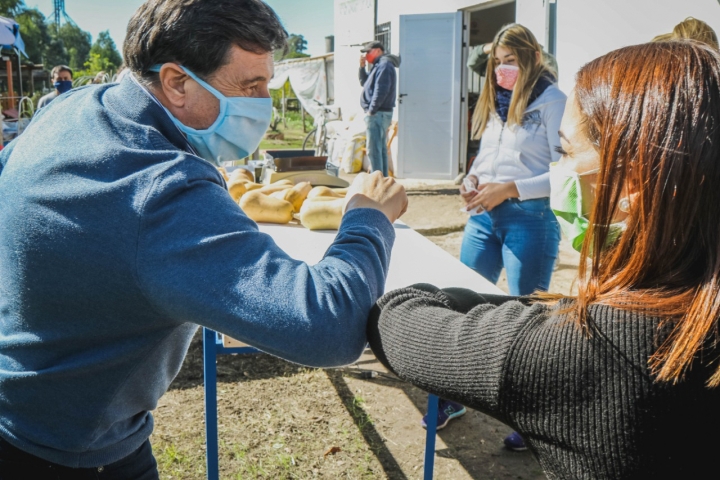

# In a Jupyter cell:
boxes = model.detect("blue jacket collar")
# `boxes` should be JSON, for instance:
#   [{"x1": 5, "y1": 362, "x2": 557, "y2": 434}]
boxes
[{"x1": 104, "y1": 75, "x2": 192, "y2": 154}]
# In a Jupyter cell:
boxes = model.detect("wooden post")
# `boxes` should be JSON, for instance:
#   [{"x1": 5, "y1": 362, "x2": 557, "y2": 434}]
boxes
[
  {"x1": 5, "y1": 57, "x2": 15, "y2": 110},
  {"x1": 29, "y1": 66, "x2": 34, "y2": 96},
  {"x1": 281, "y1": 82, "x2": 287, "y2": 129}
]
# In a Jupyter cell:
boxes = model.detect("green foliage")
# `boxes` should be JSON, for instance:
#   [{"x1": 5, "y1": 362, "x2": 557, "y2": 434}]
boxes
[
  {"x1": 284, "y1": 51, "x2": 310, "y2": 60},
  {"x1": 89, "y1": 31, "x2": 122, "y2": 70},
  {"x1": 270, "y1": 80, "x2": 293, "y2": 109},
  {"x1": 73, "y1": 52, "x2": 117, "y2": 83},
  {"x1": 274, "y1": 33, "x2": 311, "y2": 61},
  {"x1": 0, "y1": 0, "x2": 24, "y2": 17},
  {"x1": 15, "y1": 8, "x2": 51, "y2": 64},
  {"x1": 288, "y1": 34, "x2": 308, "y2": 55},
  {"x1": 57, "y1": 23, "x2": 92, "y2": 71},
  {"x1": 10, "y1": 6, "x2": 121, "y2": 82}
]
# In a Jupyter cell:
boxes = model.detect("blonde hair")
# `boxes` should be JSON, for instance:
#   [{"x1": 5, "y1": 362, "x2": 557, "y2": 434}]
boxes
[
  {"x1": 671, "y1": 17, "x2": 719, "y2": 49},
  {"x1": 651, "y1": 33, "x2": 673, "y2": 43},
  {"x1": 471, "y1": 24, "x2": 552, "y2": 139}
]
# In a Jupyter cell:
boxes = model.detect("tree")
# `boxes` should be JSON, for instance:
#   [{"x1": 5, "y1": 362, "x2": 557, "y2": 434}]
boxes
[
  {"x1": 288, "y1": 34, "x2": 308, "y2": 55},
  {"x1": 0, "y1": 0, "x2": 24, "y2": 17},
  {"x1": 89, "y1": 31, "x2": 122, "y2": 70},
  {"x1": 14, "y1": 8, "x2": 70, "y2": 70},
  {"x1": 274, "y1": 33, "x2": 310, "y2": 61},
  {"x1": 58, "y1": 23, "x2": 92, "y2": 71},
  {"x1": 44, "y1": 23, "x2": 70, "y2": 69},
  {"x1": 15, "y1": 8, "x2": 51, "y2": 65}
]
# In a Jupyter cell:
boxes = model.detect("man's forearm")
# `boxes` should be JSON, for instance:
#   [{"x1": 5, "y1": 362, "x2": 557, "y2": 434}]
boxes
[{"x1": 359, "y1": 67, "x2": 368, "y2": 86}]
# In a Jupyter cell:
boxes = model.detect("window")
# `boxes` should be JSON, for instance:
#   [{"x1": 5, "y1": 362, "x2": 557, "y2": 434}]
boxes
[{"x1": 375, "y1": 22, "x2": 391, "y2": 54}]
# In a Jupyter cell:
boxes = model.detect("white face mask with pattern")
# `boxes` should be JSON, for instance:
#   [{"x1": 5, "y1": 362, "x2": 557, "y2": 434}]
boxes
[{"x1": 495, "y1": 64, "x2": 520, "y2": 90}]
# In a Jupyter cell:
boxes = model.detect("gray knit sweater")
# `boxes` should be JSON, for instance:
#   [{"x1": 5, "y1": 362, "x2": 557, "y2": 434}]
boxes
[{"x1": 367, "y1": 284, "x2": 720, "y2": 479}]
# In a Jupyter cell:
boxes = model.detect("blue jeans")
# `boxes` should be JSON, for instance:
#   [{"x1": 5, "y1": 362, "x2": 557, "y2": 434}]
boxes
[
  {"x1": 0, "y1": 437, "x2": 159, "y2": 480},
  {"x1": 460, "y1": 198, "x2": 560, "y2": 295},
  {"x1": 364, "y1": 111, "x2": 393, "y2": 176}
]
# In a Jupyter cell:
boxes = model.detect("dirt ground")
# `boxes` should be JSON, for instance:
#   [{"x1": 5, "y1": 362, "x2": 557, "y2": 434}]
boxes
[{"x1": 151, "y1": 177, "x2": 579, "y2": 479}]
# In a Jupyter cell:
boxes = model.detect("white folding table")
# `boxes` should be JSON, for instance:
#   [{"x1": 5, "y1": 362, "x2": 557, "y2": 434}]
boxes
[{"x1": 202, "y1": 221, "x2": 503, "y2": 479}]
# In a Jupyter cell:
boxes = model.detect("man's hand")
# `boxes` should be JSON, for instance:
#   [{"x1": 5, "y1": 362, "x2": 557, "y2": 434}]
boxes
[
  {"x1": 360, "y1": 55, "x2": 367, "y2": 68},
  {"x1": 344, "y1": 172, "x2": 408, "y2": 223},
  {"x1": 465, "y1": 181, "x2": 519, "y2": 212}
]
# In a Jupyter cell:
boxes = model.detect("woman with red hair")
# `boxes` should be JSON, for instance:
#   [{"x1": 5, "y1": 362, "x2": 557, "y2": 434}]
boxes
[{"x1": 368, "y1": 41, "x2": 720, "y2": 478}]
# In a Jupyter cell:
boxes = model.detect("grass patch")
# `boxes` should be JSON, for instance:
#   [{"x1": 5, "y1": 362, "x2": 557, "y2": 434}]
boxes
[{"x1": 260, "y1": 110, "x2": 314, "y2": 151}]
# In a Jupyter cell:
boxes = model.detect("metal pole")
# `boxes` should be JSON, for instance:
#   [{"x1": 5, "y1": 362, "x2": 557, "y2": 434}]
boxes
[
  {"x1": 281, "y1": 83, "x2": 287, "y2": 129},
  {"x1": 15, "y1": 49, "x2": 23, "y2": 99},
  {"x1": 423, "y1": 394, "x2": 439, "y2": 479},
  {"x1": 202, "y1": 328, "x2": 220, "y2": 480},
  {"x1": 301, "y1": 104, "x2": 306, "y2": 133},
  {"x1": 547, "y1": 0, "x2": 558, "y2": 56}
]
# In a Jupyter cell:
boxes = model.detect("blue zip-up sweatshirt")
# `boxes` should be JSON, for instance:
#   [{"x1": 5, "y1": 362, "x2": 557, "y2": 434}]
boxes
[
  {"x1": 0, "y1": 76, "x2": 395, "y2": 467},
  {"x1": 359, "y1": 54, "x2": 400, "y2": 114}
]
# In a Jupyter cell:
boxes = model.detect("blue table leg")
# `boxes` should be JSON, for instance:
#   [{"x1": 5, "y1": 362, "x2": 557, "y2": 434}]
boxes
[
  {"x1": 203, "y1": 328, "x2": 220, "y2": 480},
  {"x1": 423, "y1": 394, "x2": 439, "y2": 480}
]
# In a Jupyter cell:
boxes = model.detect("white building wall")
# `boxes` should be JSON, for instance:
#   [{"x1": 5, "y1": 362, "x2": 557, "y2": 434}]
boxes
[
  {"x1": 377, "y1": 0, "x2": 500, "y2": 64},
  {"x1": 333, "y1": 0, "x2": 720, "y2": 176},
  {"x1": 334, "y1": 0, "x2": 506, "y2": 119},
  {"x1": 334, "y1": 0, "x2": 375, "y2": 120},
  {"x1": 556, "y1": 0, "x2": 720, "y2": 93},
  {"x1": 515, "y1": 0, "x2": 546, "y2": 47},
  {"x1": 336, "y1": 0, "x2": 720, "y2": 114}
]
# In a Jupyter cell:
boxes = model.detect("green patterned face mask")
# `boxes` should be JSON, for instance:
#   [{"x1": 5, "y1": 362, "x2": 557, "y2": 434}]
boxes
[{"x1": 549, "y1": 162, "x2": 626, "y2": 252}]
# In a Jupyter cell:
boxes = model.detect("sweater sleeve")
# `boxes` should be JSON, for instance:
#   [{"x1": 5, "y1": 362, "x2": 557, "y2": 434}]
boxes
[
  {"x1": 514, "y1": 98, "x2": 566, "y2": 200},
  {"x1": 359, "y1": 67, "x2": 368, "y2": 86},
  {"x1": 135, "y1": 158, "x2": 395, "y2": 368},
  {"x1": 367, "y1": 284, "x2": 546, "y2": 417}
]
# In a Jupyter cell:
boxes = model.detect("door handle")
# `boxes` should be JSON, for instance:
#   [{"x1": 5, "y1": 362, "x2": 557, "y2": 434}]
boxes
[{"x1": 398, "y1": 93, "x2": 408, "y2": 98}]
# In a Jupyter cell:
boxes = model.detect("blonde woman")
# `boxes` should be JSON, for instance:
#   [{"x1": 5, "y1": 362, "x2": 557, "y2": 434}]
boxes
[
  {"x1": 425, "y1": 24, "x2": 565, "y2": 449},
  {"x1": 461, "y1": 24, "x2": 564, "y2": 297}
]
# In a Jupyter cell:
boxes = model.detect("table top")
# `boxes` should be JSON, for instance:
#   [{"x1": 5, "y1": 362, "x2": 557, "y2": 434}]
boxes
[{"x1": 258, "y1": 221, "x2": 503, "y2": 295}]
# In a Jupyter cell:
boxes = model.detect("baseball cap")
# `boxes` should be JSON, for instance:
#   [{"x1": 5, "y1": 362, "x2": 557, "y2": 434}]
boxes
[{"x1": 360, "y1": 41, "x2": 385, "y2": 52}]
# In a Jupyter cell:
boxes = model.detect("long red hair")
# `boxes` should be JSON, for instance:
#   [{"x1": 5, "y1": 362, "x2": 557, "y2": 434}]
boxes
[{"x1": 572, "y1": 41, "x2": 720, "y2": 386}]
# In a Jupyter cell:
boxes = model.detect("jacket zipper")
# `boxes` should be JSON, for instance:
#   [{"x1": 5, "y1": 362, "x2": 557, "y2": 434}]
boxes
[{"x1": 490, "y1": 120, "x2": 505, "y2": 179}]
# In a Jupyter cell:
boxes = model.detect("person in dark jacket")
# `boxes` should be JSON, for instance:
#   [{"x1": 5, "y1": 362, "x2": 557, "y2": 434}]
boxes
[
  {"x1": 359, "y1": 41, "x2": 400, "y2": 176},
  {"x1": 368, "y1": 41, "x2": 720, "y2": 479}
]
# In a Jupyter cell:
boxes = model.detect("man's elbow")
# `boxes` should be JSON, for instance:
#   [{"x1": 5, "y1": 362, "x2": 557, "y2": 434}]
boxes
[
  {"x1": 287, "y1": 333, "x2": 367, "y2": 368},
  {"x1": 316, "y1": 337, "x2": 367, "y2": 368},
  {"x1": 283, "y1": 309, "x2": 369, "y2": 368}
]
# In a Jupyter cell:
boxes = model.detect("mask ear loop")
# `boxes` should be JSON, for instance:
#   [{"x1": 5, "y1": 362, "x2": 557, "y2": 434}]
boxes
[{"x1": 574, "y1": 167, "x2": 599, "y2": 217}]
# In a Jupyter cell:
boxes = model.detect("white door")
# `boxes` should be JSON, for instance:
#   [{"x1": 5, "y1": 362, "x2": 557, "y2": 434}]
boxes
[{"x1": 397, "y1": 12, "x2": 463, "y2": 180}]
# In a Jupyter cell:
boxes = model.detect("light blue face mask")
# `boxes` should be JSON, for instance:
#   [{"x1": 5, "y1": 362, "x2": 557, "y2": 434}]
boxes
[{"x1": 148, "y1": 64, "x2": 272, "y2": 165}]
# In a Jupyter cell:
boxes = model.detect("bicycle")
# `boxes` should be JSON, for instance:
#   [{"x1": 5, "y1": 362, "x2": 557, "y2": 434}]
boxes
[{"x1": 302, "y1": 101, "x2": 341, "y2": 156}]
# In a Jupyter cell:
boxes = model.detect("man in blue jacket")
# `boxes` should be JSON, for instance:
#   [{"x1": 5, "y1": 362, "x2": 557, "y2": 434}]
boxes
[
  {"x1": 359, "y1": 41, "x2": 400, "y2": 176},
  {"x1": 0, "y1": 0, "x2": 407, "y2": 477}
]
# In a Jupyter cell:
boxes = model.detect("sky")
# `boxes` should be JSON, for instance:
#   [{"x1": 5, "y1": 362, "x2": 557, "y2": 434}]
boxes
[{"x1": 26, "y1": 0, "x2": 335, "y2": 57}]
